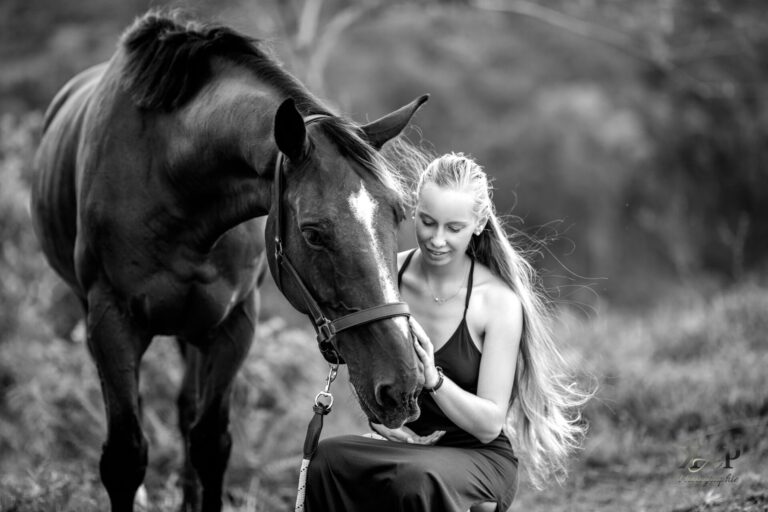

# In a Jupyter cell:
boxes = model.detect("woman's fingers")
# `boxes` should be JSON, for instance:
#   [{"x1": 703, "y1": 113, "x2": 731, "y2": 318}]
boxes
[
  {"x1": 371, "y1": 422, "x2": 397, "y2": 441},
  {"x1": 370, "y1": 423, "x2": 444, "y2": 445},
  {"x1": 372, "y1": 423, "x2": 414, "y2": 444},
  {"x1": 426, "y1": 430, "x2": 445, "y2": 441},
  {"x1": 412, "y1": 430, "x2": 445, "y2": 445},
  {"x1": 411, "y1": 326, "x2": 433, "y2": 362},
  {"x1": 409, "y1": 318, "x2": 432, "y2": 348},
  {"x1": 413, "y1": 338, "x2": 428, "y2": 360}
]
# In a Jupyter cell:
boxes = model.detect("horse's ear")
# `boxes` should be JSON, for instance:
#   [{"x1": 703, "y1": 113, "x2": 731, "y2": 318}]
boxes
[
  {"x1": 360, "y1": 94, "x2": 429, "y2": 150},
  {"x1": 274, "y1": 98, "x2": 307, "y2": 162}
]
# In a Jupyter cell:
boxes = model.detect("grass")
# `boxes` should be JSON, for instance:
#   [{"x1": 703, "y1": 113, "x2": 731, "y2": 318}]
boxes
[{"x1": 1, "y1": 281, "x2": 767, "y2": 511}]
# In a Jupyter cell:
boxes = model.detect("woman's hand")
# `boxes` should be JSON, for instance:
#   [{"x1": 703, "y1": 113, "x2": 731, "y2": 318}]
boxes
[
  {"x1": 410, "y1": 318, "x2": 440, "y2": 389},
  {"x1": 370, "y1": 423, "x2": 445, "y2": 445}
]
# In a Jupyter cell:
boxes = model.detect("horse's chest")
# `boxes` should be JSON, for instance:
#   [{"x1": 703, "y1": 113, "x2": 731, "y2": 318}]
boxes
[
  {"x1": 128, "y1": 274, "x2": 244, "y2": 336},
  {"x1": 123, "y1": 253, "x2": 258, "y2": 338}
]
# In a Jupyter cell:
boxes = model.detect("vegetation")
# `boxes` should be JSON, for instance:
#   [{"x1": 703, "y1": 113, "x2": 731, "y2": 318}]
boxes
[{"x1": 1, "y1": 1, "x2": 767, "y2": 511}]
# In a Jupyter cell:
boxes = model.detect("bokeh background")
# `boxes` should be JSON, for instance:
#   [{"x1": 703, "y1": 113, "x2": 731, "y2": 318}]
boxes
[{"x1": 1, "y1": 0, "x2": 767, "y2": 511}]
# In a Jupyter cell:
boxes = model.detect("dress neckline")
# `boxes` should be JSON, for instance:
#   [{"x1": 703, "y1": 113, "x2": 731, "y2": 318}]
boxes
[{"x1": 398, "y1": 249, "x2": 478, "y2": 352}]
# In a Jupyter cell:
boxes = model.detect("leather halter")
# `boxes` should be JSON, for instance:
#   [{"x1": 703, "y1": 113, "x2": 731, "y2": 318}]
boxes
[{"x1": 272, "y1": 114, "x2": 410, "y2": 364}]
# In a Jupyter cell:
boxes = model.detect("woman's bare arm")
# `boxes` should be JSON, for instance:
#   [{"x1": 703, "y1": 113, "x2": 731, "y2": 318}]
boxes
[{"x1": 412, "y1": 283, "x2": 522, "y2": 444}]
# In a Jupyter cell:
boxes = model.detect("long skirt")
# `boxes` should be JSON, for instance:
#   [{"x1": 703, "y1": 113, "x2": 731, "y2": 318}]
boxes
[{"x1": 305, "y1": 435, "x2": 519, "y2": 512}]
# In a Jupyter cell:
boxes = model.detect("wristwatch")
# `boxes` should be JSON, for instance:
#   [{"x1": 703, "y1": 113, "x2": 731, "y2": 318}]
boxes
[{"x1": 425, "y1": 366, "x2": 444, "y2": 394}]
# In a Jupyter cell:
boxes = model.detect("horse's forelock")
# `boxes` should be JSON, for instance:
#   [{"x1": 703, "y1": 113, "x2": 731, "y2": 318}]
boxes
[{"x1": 314, "y1": 118, "x2": 417, "y2": 221}]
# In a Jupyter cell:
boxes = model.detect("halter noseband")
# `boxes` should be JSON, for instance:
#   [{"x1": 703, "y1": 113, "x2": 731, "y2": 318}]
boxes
[{"x1": 272, "y1": 114, "x2": 410, "y2": 364}]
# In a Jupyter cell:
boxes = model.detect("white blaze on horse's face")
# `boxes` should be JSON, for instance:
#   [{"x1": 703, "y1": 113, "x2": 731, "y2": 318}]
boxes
[{"x1": 348, "y1": 183, "x2": 402, "y2": 306}]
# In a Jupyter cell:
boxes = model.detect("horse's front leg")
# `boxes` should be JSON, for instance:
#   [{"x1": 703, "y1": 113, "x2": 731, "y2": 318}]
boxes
[
  {"x1": 86, "y1": 285, "x2": 152, "y2": 512},
  {"x1": 189, "y1": 291, "x2": 257, "y2": 512},
  {"x1": 177, "y1": 338, "x2": 202, "y2": 512}
]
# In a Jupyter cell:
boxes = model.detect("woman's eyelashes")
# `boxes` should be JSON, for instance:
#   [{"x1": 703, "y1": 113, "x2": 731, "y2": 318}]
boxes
[{"x1": 419, "y1": 217, "x2": 465, "y2": 233}]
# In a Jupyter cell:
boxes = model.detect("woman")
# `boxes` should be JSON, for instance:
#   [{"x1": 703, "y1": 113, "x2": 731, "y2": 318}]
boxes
[{"x1": 306, "y1": 153, "x2": 591, "y2": 512}]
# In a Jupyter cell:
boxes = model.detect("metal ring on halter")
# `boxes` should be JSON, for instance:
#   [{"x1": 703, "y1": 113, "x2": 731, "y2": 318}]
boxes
[
  {"x1": 314, "y1": 391, "x2": 334, "y2": 409},
  {"x1": 324, "y1": 364, "x2": 339, "y2": 392}
]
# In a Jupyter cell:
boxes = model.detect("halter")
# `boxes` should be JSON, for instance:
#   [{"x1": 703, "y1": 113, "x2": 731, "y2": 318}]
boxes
[{"x1": 272, "y1": 114, "x2": 410, "y2": 364}]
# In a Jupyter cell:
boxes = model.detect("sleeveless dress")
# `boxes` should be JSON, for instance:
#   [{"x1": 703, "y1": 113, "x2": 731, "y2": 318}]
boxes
[{"x1": 305, "y1": 250, "x2": 519, "y2": 512}]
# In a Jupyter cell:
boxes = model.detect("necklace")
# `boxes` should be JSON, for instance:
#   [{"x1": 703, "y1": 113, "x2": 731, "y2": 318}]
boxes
[{"x1": 421, "y1": 256, "x2": 468, "y2": 305}]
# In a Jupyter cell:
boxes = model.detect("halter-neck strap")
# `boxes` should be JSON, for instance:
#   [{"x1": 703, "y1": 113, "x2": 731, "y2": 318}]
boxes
[
  {"x1": 463, "y1": 256, "x2": 475, "y2": 318},
  {"x1": 397, "y1": 249, "x2": 417, "y2": 288}
]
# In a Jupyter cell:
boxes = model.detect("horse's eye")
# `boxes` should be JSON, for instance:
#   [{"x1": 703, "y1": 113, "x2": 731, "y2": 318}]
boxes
[{"x1": 301, "y1": 228, "x2": 324, "y2": 249}]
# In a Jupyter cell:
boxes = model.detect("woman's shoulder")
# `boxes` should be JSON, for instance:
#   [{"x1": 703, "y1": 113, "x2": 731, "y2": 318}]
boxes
[
  {"x1": 397, "y1": 249, "x2": 418, "y2": 271},
  {"x1": 472, "y1": 260, "x2": 522, "y2": 315},
  {"x1": 397, "y1": 249, "x2": 412, "y2": 267}
]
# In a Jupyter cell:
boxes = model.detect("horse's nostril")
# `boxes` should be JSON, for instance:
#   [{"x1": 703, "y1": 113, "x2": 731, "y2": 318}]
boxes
[{"x1": 374, "y1": 383, "x2": 399, "y2": 409}]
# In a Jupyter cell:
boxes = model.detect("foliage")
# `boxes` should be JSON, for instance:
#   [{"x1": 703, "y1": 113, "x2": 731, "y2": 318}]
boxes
[
  {"x1": 2, "y1": 274, "x2": 767, "y2": 510},
  {"x1": 562, "y1": 282, "x2": 768, "y2": 473},
  {"x1": 1, "y1": 2, "x2": 768, "y2": 510},
  {"x1": 2, "y1": 2, "x2": 767, "y2": 305},
  {"x1": 318, "y1": 2, "x2": 768, "y2": 303},
  {"x1": 0, "y1": 112, "x2": 55, "y2": 344}
]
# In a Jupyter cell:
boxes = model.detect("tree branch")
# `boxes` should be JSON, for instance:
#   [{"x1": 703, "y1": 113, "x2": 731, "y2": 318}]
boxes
[
  {"x1": 296, "y1": 0, "x2": 324, "y2": 49},
  {"x1": 470, "y1": 0, "x2": 656, "y2": 64},
  {"x1": 470, "y1": 0, "x2": 730, "y2": 98}
]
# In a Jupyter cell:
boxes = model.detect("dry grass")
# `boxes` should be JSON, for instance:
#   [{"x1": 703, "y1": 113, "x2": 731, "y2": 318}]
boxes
[{"x1": 2, "y1": 283, "x2": 767, "y2": 511}]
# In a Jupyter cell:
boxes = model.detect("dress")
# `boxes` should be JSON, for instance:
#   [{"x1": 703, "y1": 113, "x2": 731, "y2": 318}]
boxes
[{"x1": 305, "y1": 250, "x2": 519, "y2": 512}]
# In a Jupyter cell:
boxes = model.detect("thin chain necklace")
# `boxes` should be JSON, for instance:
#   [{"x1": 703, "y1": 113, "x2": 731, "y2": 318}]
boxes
[{"x1": 421, "y1": 254, "x2": 469, "y2": 305}]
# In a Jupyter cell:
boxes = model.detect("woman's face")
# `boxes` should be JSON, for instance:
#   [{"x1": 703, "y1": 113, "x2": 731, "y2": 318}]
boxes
[{"x1": 415, "y1": 182, "x2": 480, "y2": 266}]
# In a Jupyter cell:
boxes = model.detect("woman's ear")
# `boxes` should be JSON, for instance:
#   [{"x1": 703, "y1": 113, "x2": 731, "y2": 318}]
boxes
[{"x1": 475, "y1": 217, "x2": 488, "y2": 236}]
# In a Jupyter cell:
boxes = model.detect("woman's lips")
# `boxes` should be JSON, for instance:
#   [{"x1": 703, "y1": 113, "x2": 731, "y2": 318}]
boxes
[{"x1": 426, "y1": 248, "x2": 448, "y2": 257}]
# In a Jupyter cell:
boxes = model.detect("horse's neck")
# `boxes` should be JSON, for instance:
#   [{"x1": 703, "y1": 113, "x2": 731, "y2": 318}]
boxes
[{"x1": 168, "y1": 88, "x2": 279, "y2": 250}]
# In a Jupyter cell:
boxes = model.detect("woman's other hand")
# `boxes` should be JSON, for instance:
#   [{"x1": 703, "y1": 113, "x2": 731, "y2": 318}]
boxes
[
  {"x1": 370, "y1": 423, "x2": 445, "y2": 445},
  {"x1": 410, "y1": 318, "x2": 440, "y2": 389}
]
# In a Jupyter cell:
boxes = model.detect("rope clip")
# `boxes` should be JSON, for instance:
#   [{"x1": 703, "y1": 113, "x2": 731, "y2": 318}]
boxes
[{"x1": 314, "y1": 363, "x2": 339, "y2": 410}]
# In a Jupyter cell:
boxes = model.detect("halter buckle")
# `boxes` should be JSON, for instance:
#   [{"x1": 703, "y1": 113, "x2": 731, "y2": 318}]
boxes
[{"x1": 316, "y1": 319, "x2": 336, "y2": 344}]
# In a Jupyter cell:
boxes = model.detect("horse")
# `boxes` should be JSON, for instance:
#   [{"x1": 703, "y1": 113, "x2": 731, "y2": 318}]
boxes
[{"x1": 31, "y1": 11, "x2": 427, "y2": 512}]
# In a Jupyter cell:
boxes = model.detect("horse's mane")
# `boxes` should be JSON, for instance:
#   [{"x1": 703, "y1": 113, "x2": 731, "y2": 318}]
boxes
[
  {"x1": 121, "y1": 10, "x2": 323, "y2": 114},
  {"x1": 120, "y1": 10, "x2": 421, "y2": 214}
]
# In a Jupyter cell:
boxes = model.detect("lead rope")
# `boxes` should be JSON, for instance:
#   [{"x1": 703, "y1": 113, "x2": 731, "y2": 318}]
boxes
[{"x1": 295, "y1": 362, "x2": 339, "y2": 512}]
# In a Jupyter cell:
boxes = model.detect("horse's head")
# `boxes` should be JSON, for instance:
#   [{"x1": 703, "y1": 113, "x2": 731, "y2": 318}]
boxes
[{"x1": 265, "y1": 96, "x2": 428, "y2": 428}]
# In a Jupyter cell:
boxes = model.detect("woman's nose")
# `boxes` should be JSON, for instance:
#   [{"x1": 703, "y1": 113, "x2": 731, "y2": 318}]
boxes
[{"x1": 431, "y1": 229, "x2": 446, "y2": 247}]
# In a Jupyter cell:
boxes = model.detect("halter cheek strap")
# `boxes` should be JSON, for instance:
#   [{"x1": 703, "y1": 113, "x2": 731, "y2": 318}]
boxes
[{"x1": 271, "y1": 114, "x2": 411, "y2": 364}]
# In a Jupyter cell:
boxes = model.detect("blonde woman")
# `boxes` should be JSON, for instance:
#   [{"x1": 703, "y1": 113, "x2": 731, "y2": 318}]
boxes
[{"x1": 306, "y1": 153, "x2": 591, "y2": 512}]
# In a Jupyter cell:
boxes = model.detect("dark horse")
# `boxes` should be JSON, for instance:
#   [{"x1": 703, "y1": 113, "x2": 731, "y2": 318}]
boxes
[{"x1": 31, "y1": 11, "x2": 427, "y2": 512}]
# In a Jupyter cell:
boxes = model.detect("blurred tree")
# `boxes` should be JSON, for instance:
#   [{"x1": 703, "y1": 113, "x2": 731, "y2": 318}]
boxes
[
  {"x1": 263, "y1": 0, "x2": 473, "y2": 91},
  {"x1": 2, "y1": 0, "x2": 767, "y2": 308},
  {"x1": 473, "y1": 0, "x2": 768, "y2": 281}
]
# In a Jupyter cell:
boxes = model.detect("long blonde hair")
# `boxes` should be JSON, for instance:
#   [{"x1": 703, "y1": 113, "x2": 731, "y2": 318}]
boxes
[{"x1": 416, "y1": 152, "x2": 593, "y2": 489}]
